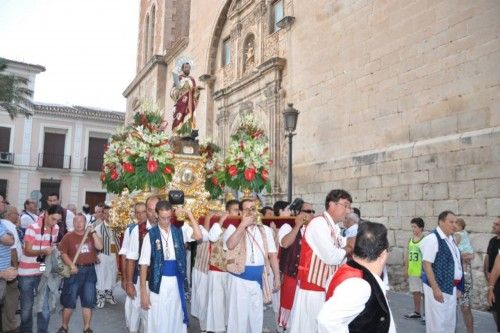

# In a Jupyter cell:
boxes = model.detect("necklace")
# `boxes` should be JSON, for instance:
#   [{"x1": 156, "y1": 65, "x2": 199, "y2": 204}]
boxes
[
  {"x1": 247, "y1": 227, "x2": 257, "y2": 264},
  {"x1": 160, "y1": 226, "x2": 171, "y2": 259}
]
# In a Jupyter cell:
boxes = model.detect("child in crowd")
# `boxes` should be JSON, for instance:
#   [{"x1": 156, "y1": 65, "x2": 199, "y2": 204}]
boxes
[{"x1": 404, "y1": 217, "x2": 425, "y2": 320}]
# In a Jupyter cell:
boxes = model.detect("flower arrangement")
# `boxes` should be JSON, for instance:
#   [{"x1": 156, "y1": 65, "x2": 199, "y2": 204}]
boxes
[
  {"x1": 222, "y1": 113, "x2": 272, "y2": 194},
  {"x1": 200, "y1": 140, "x2": 225, "y2": 199},
  {"x1": 101, "y1": 101, "x2": 175, "y2": 194}
]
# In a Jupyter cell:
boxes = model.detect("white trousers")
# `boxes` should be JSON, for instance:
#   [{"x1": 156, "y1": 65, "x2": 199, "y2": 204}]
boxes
[
  {"x1": 206, "y1": 270, "x2": 228, "y2": 332},
  {"x1": 190, "y1": 268, "x2": 208, "y2": 330},
  {"x1": 226, "y1": 274, "x2": 263, "y2": 333},
  {"x1": 147, "y1": 276, "x2": 187, "y2": 333},
  {"x1": 423, "y1": 283, "x2": 457, "y2": 333},
  {"x1": 124, "y1": 281, "x2": 148, "y2": 333},
  {"x1": 269, "y1": 268, "x2": 280, "y2": 325},
  {"x1": 95, "y1": 253, "x2": 117, "y2": 291},
  {"x1": 288, "y1": 288, "x2": 325, "y2": 333}
]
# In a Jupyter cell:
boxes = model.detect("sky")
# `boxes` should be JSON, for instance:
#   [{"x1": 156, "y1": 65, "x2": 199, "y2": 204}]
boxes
[{"x1": 0, "y1": 0, "x2": 139, "y2": 111}]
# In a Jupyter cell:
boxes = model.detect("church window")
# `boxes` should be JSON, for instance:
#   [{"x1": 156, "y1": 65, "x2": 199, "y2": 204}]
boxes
[
  {"x1": 149, "y1": 5, "x2": 155, "y2": 57},
  {"x1": 271, "y1": 0, "x2": 284, "y2": 33},
  {"x1": 144, "y1": 14, "x2": 150, "y2": 63},
  {"x1": 222, "y1": 37, "x2": 231, "y2": 66}
]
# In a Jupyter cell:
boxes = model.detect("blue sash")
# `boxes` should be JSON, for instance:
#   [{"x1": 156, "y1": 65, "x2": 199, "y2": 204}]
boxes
[
  {"x1": 161, "y1": 260, "x2": 189, "y2": 325},
  {"x1": 230, "y1": 265, "x2": 264, "y2": 288}
]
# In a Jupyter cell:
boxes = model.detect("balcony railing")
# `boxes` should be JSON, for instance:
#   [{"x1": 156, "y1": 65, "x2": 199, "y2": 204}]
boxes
[
  {"x1": 84, "y1": 156, "x2": 104, "y2": 172},
  {"x1": 0, "y1": 152, "x2": 14, "y2": 165},
  {"x1": 38, "y1": 153, "x2": 71, "y2": 169}
]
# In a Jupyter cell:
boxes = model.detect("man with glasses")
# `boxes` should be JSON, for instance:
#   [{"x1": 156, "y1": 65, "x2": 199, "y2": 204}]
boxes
[
  {"x1": 288, "y1": 189, "x2": 353, "y2": 333},
  {"x1": 20, "y1": 199, "x2": 39, "y2": 231},
  {"x1": 224, "y1": 199, "x2": 281, "y2": 333},
  {"x1": 276, "y1": 201, "x2": 315, "y2": 330}
]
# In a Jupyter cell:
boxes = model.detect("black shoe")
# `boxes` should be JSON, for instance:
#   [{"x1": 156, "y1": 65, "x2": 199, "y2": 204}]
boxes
[{"x1": 404, "y1": 312, "x2": 421, "y2": 319}]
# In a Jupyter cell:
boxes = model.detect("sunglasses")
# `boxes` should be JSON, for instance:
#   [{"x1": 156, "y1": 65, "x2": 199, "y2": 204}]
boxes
[{"x1": 301, "y1": 209, "x2": 315, "y2": 214}]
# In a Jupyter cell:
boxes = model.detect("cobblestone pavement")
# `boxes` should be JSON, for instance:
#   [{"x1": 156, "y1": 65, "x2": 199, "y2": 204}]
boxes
[{"x1": 44, "y1": 285, "x2": 496, "y2": 332}]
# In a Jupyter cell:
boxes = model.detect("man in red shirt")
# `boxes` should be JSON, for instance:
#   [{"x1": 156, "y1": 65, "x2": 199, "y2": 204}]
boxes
[{"x1": 57, "y1": 214, "x2": 103, "y2": 333}]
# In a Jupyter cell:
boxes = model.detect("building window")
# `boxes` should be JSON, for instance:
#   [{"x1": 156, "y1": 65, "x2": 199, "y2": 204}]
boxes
[
  {"x1": 271, "y1": 0, "x2": 284, "y2": 33},
  {"x1": 40, "y1": 179, "x2": 60, "y2": 210},
  {"x1": 0, "y1": 127, "x2": 13, "y2": 164},
  {"x1": 41, "y1": 131, "x2": 68, "y2": 168},
  {"x1": 144, "y1": 14, "x2": 150, "y2": 63},
  {"x1": 150, "y1": 5, "x2": 155, "y2": 57},
  {"x1": 222, "y1": 38, "x2": 231, "y2": 66},
  {"x1": 85, "y1": 191, "x2": 106, "y2": 212},
  {"x1": 0, "y1": 179, "x2": 7, "y2": 199},
  {"x1": 86, "y1": 136, "x2": 107, "y2": 171}
]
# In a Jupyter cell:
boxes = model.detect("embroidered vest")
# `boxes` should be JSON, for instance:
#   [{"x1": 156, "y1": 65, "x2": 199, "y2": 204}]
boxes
[
  {"x1": 327, "y1": 260, "x2": 391, "y2": 333},
  {"x1": 194, "y1": 241, "x2": 210, "y2": 274},
  {"x1": 279, "y1": 229, "x2": 302, "y2": 277},
  {"x1": 422, "y1": 230, "x2": 455, "y2": 295},
  {"x1": 148, "y1": 225, "x2": 187, "y2": 294},
  {"x1": 209, "y1": 228, "x2": 227, "y2": 271},
  {"x1": 226, "y1": 227, "x2": 248, "y2": 274},
  {"x1": 297, "y1": 216, "x2": 341, "y2": 290}
]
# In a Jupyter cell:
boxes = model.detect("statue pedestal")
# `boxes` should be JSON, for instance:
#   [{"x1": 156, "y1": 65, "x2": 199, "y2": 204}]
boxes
[{"x1": 171, "y1": 136, "x2": 199, "y2": 155}]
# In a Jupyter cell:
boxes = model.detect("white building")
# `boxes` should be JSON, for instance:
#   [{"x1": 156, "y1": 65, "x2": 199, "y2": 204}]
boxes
[{"x1": 0, "y1": 58, "x2": 124, "y2": 211}]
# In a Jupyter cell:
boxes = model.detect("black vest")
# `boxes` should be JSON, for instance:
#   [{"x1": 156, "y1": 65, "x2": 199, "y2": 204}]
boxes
[
  {"x1": 279, "y1": 228, "x2": 301, "y2": 277},
  {"x1": 347, "y1": 260, "x2": 391, "y2": 333}
]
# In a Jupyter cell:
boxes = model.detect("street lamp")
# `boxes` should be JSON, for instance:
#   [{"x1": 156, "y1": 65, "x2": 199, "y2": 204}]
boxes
[{"x1": 283, "y1": 103, "x2": 299, "y2": 202}]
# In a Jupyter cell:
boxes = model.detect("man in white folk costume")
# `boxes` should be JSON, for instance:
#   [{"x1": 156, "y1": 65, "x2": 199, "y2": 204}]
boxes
[
  {"x1": 95, "y1": 205, "x2": 120, "y2": 308},
  {"x1": 119, "y1": 202, "x2": 149, "y2": 333},
  {"x1": 190, "y1": 216, "x2": 211, "y2": 331},
  {"x1": 139, "y1": 200, "x2": 204, "y2": 333},
  {"x1": 288, "y1": 189, "x2": 354, "y2": 333},
  {"x1": 224, "y1": 199, "x2": 281, "y2": 333},
  {"x1": 204, "y1": 199, "x2": 240, "y2": 332}
]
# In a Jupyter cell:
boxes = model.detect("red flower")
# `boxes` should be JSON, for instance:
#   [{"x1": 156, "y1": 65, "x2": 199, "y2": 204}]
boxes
[
  {"x1": 123, "y1": 162, "x2": 134, "y2": 173},
  {"x1": 261, "y1": 169, "x2": 269, "y2": 181},
  {"x1": 211, "y1": 176, "x2": 219, "y2": 186},
  {"x1": 147, "y1": 159, "x2": 158, "y2": 173},
  {"x1": 163, "y1": 165, "x2": 173, "y2": 174},
  {"x1": 244, "y1": 168, "x2": 256, "y2": 181},
  {"x1": 110, "y1": 170, "x2": 119, "y2": 180},
  {"x1": 228, "y1": 165, "x2": 238, "y2": 177}
]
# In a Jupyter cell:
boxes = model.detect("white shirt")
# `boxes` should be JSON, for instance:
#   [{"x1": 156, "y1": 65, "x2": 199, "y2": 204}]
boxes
[
  {"x1": 223, "y1": 224, "x2": 277, "y2": 266},
  {"x1": 421, "y1": 226, "x2": 463, "y2": 280},
  {"x1": 305, "y1": 212, "x2": 346, "y2": 265},
  {"x1": 65, "y1": 209, "x2": 75, "y2": 232},
  {"x1": 125, "y1": 220, "x2": 153, "y2": 259},
  {"x1": 317, "y1": 268, "x2": 396, "y2": 333},
  {"x1": 278, "y1": 223, "x2": 305, "y2": 247},
  {"x1": 1, "y1": 219, "x2": 21, "y2": 258},
  {"x1": 208, "y1": 222, "x2": 223, "y2": 242},
  {"x1": 20, "y1": 211, "x2": 38, "y2": 229},
  {"x1": 139, "y1": 223, "x2": 194, "y2": 265},
  {"x1": 344, "y1": 224, "x2": 358, "y2": 238}
]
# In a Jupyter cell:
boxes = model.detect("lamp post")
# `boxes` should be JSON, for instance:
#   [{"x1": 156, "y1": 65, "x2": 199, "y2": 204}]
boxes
[{"x1": 283, "y1": 103, "x2": 299, "y2": 203}]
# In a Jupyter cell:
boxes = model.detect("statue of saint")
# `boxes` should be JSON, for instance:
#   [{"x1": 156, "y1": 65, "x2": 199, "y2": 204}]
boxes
[
  {"x1": 245, "y1": 42, "x2": 255, "y2": 71},
  {"x1": 170, "y1": 62, "x2": 201, "y2": 138}
]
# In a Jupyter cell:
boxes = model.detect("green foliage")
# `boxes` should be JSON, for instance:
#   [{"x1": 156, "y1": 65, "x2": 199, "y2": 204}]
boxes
[{"x1": 0, "y1": 58, "x2": 34, "y2": 119}]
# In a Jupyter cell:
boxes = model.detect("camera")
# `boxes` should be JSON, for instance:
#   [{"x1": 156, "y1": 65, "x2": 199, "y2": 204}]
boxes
[
  {"x1": 36, "y1": 255, "x2": 46, "y2": 263},
  {"x1": 289, "y1": 198, "x2": 304, "y2": 216},
  {"x1": 168, "y1": 190, "x2": 185, "y2": 205}
]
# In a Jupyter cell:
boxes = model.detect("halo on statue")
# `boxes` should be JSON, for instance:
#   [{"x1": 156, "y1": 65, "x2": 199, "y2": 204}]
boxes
[{"x1": 174, "y1": 56, "x2": 194, "y2": 75}]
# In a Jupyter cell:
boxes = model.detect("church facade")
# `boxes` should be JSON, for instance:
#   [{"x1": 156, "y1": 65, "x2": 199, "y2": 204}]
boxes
[{"x1": 124, "y1": 0, "x2": 500, "y2": 307}]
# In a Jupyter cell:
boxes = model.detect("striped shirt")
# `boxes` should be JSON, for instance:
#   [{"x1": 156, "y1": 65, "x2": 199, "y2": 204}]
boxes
[
  {"x1": 0, "y1": 223, "x2": 12, "y2": 270},
  {"x1": 18, "y1": 218, "x2": 59, "y2": 276}
]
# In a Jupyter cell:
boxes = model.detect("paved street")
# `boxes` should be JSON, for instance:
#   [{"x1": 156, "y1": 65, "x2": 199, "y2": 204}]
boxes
[{"x1": 43, "y1": 283, "x2": 497, "y2": 333}]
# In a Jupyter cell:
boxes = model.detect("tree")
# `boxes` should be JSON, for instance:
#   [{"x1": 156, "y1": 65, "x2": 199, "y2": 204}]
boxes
[{"x1": 0, "y1": 58, "x2": 33, "y2": 119}]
